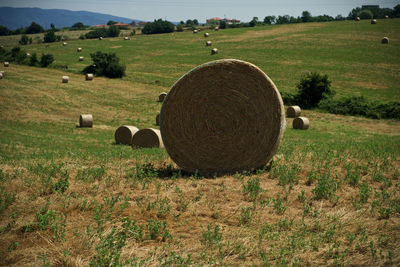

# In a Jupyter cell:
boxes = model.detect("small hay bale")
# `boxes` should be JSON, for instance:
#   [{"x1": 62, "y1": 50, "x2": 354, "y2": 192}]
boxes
[
  {"x1": 26, "y1": 53, "x2": 31, "y2": 56},
  {"x1": 124, "y1": 37, "x2": 130, "y2": 40},
  {"x1": 77, "y1": 48, "x2": 82, "y2": 52},
  {"x1": 193, "y1": 30, "x2": 198, "y2": 34},
  {"x1": 0, "y1": 72, "x2": 3, "y2": 79},
  {"x1": 62, "y1": 76, "x2": 69, "y2": 83},
  {"x1": 206, "y1": 41, "x2": 212, "y2": 46},
  {"x1": 211, "y1": 48, "x2": 218, "y2": 55},
  {"x1": 214, "y1": 26, "x2": 219, "y2": 31},
  {"x1": 79, "y1": 114, "x2": 93, "y2": 128},
  {"x1": 99, "y1": 37, "x2": 103, "y2": 40},
  {"x1": 204, "y1": 32, "x2": 209, "y2": 37},
  {"x1": 286, "y1": 106, "x2": 301, "y2": 118},
  {"x1": 156, "y1": 113, "x2": 160, "y2": 126},
  {"x1": 85, "y1": 73, "x2": 94, "y2": 80},
  {"x1": 63, "y1": 42, "x2": 68, "y2": 46},
  {"x1": 293, "y1": 117, "x2": 309, "y2": 130},
  {"x1": 385, "y1": 15, "x2": 389, "y2": 19},
  {"x1": 355, "y1": 17, "x2": 360, "y2": 21},
  {"x1": 371, "y1": 19, "x2": 377, "y2": 24},
  {"x1": 160, "y1": 59, "x2": 285, "y2": 175},
  {"x1": 381, "y1": 37, "x2": 389, "y2": 44},
  {"x1": 132, "y1": 128, "x2": 164, "y2": 148},
  {"x1": 0, "y1": 70, "x2": 5, "y2": 77},
  {"x1": 4, "y1": 62, "x2": 9, "y2": 67},
  {"x1": 114, "y1": 125, "x2": 139, "y2": 145},
  {"x1": 158, "y1": 92, "x2": 167, "y2": 102},
  {"x1": 79, "y1": 56, "x2": 84, "y2": 61}
]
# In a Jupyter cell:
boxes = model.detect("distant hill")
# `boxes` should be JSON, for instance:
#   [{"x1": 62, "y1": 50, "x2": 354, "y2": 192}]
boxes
[{"x1": 0, "y1": 7, "x2": 142, "y2": 29}]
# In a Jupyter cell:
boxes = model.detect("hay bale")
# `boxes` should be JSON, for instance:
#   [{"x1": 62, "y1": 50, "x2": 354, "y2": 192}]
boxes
[
  {"x1": 4, "y1": 62, "x2": 9, "y2": 67},
  {"x1": 193, "y1": 30, "x2": 198, "y2": 34},
  {"x1": 371, "y1": 19, "x2": 377, "y2": 24},
  {"x1": 124, "y1": 37, "x2": 130, "y2": 40},
  {"x1": 287, "y1": 106, "x2": 301, "y2": 118},
  {"x1": 115, "y1": 125, "x2": 139, "y2": 145},
  {"x1": 132, "y1": 128, "x2": 164, "y2": 148},
  {"x1": 79, "y1": 56, "x2": 84, "y2": 61},
  {"x1": 293, "y1": 117, "x2": 309, "y2": 130},
  {"x1": 204, "y1": 32, "x2": 209, "y2": 37},
  {"x1": 355, "y1": 17, "x2": 360, "y2": 21},
  {"x1": 206, "y1": 41, "x2": 212, "y2": 46},
  {"x1": 158, "y1": 92, "x2": 167, "y2": 102},
  {"x1": 79, "y1": 114, "x2": 93, "y2": 127},
  {"x1": 160, "y1": 59, "x2": 285, "y2": 175},
  {"x1": 99, "y1": 37, "x2": 103, "y2": 40},
  {"x1": 381, "y1": 37, "x2": 389, "y2": 44},
  {"x1": 85, "y1": 73, "x2": 94, "y2": 80},
  {"x1": 211, "y1": 48, "x2": 218, "y2": 55},
  {"x1": 62, "y1": 76, "x2": 69, "y2": 83},
  {"x1": 0, "y1": 70, "x2": 5, "y2": 77},
  {"x1": 214, "y1": 26, "x2": 219, "y2": 31},
  {"x1": 63, "y1": 42, "x2": 68, "y2": 46},
  {"x1": 385, "y1": 15, "x2": 389, "y2": 19},
  {"x1": 77, "y1": 48, "x2": 82, "y2": 52},
  {"x1": 156, "y1": 113, "x2": 160, "y2": 126},
  {"x1": 26, "y1": 53, "x2": 31, "y2": 56},
  {"x1": 0, "y1": 72, "x2": 3, "y2": 79}
]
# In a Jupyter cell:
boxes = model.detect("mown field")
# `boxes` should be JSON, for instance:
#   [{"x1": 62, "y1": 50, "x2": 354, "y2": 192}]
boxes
[{"x1": 0, "y1": 19, "x2": 399, "y2": 266}]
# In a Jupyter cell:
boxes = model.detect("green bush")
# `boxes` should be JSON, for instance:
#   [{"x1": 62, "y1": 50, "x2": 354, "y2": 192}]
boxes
[
  {"x1": 25, "y1": 22, "x2": 44, "y2": 34},
  {"x1": 19, "y1": 34, "x2": 32, "y2": 45},
  {"x1": 296, "y1": 72, "x2": 335, "y2": 108},
  {"x1": 40, "y1": 54, "x2": 54, "y2": 67},
  {"x1": 176, "y1": 25, "x2": 183, "y2": 32},
  {"x1": 29, "y1": 53, "x2": 38, "y2": 66},
  {"x1": 358, "y1": 9, "x2": 374, "y2": 19},
  {"x1": 83, "y1": 51, "x2": 125, "y2": 78},
  {"x1": 43, "y1": 30, "x2": 58, "y2": 43},
  {"x1": 142, "y1": 19, "x2": 175, "y2": 34},
  {"x1": 85, "y1": 26, "x2": 120, "y2": 39}
]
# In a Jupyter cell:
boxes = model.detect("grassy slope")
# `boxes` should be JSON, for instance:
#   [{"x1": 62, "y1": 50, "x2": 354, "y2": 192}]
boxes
[{"x1": 0, "y1": 20, "x2": 399, "y2": 266}]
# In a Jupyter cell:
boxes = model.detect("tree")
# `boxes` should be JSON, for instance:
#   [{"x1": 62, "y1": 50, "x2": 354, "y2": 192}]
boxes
[
  {"x1": 296, "y1": 72, "x2": 334, "y2": 108},
  {"x1": 25, "y1": 22, "x2": 44, "y2": 34},
  {"x1": 107, "y1": 25, "x2": 120, "y2": 37},
  {"x1": 130, "y1": 21, "x2": 136, "y2": 26},
  {"x1": 186, "y1": 19, "x2": 193, "y2": 25},
  {"x1": 43, "y1": 30, "x2": 57, "y2": 43},
  {"x1": 71, "y1": 22, "x2": 86, "y2": 30},
  {"x1": 107, "y1": 20, "x2": 117, "y2": 25},
  {"x1": 83, "y1": 51, "x2": 125, "y2": 78},
  {"x1": 40, "y1": 54, "x2": 54, "y2": 67},
  {"x1": 141, "y1": 19, "x2": 175, "y2": 34},
  {"x1": 19, "y1": 34, "x2": 32, "y2": 45},
  {"x1": 395, "y1": 4, "x2": 400, "y2": 17},
  {"x1": 219, "y1": 20, "x2": 226, "y2": 29},
  {"x1": 263, "y1": 16, "x2": 276, "y2": 24},
  {"x1": 180, "y1": 21, "x2": 185, "y2": 25},
  {"x1": 358, "y1": 9, "x2": 373, "y2": 19},
  {"x1": 0, "y1": 25, "x2": 11, "y2": 36},
  {"x1": 301, "y1": 11, "x2": 312, "y2": 22},
  {"x1": 276, "y1": 15, "x2": 290, "y2": 24},
  {"x1": 193, "y1": 19, "x2": 199, "y2": 25}
]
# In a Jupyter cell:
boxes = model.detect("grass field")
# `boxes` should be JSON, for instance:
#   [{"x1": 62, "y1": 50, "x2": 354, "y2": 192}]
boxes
[{"x1": 0, "y1": 19, "x2": 400, "y2": 266}]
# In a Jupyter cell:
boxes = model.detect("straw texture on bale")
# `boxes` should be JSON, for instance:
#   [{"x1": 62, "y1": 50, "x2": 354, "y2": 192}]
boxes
[
  {"x1": 287, "y1": 106, "x2": 301, "y2": 118},
  {"x1": 77, "y1": 48, "x2": 82, "y2": 52},
  {"x1": 206, "y1": 41, "x2": 212, "y2": 46},
  {"x1": 156, "y1": 113, "x2": 160, "y2": 126},
  {"x1": 371, "y1": 19, "x2": 377, "y2": 24},
  {"x1": 79, "y1": 56, "x2": 84, "y2": 61},
  {"x1": 355, "y1": 17, "x2": 360, "y2": 21},
  {"x1": 79, "y1": 114, "x2": 93, "y2": 128},
  {"x1": 62, "y1": 76, "x2": 69, "y2": 83},
  {"x1": 4, "y1": 62, "x2": 9, "y2": 67},
  {"x1": 204, "y1": 32, "x2": 209, "y2": 37},
  {"x1": 132, "y1": 128, "x2": 164, "y2": 148},
  {"x1": 114, "y1": 125, "x2": 139, "y2": 145},
  {"x1": 158, "y1": 92, "x2": 167, "y2": 102},
  {"x1": 211, "y1": 48, "x2": 218, "y2": 54},
  {"x1": 381, "y1": 37, "x2": 389, "y2": 44},
  {"x1": 160, "y1": 59, "x2": 285, "y2": 175},
  {"x1": 85, "y1": 73, "x2": 94, "y2": 80},
  {"x1": 293, "y1": 117, "x2": 309, "y2": 130}
]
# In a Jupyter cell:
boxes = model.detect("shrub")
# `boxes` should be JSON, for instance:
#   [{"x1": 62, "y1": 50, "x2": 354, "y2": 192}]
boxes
[
  {"x1": 296, "y1": 72, "x2": 334, "y2": 108},
  {"x1": 29, "y1": 53, "x2": 38, "y2": 66},
  {"x1": 83, "y1": 51, "x2": 125, "y2": 78},
  {"x1": 40, "y1": 54, "x2": 54, "y2": 67},
  {"x1": 219, "y1": 21, "x2": 227, "y2": 29},
  {"x1": 130, "y1": 29, "x2": 136, "y2": 36},
  {"x1": 176, "y1": 25, "x2": 183, "y2": 32},
  {"x1": 358, "y1": 9, "x2": 374, "y2": 19},
  {"x1": 107, "y1": 25, "x2": 120, "y2": 37},
  {"x1": 85, "y1": 28, "x2": 108, "y2": 39},
  {"x1": 79, "y1": 34, "x2": 85, "y2": 40},
  {"x1": 19, "y1": 34, "x2": 32, "y2": 45},
  {"x1": 142, "y1": 19, "x2": 175, "y2": 34},
  {"x1": 43, "y1": 30, "x2": 57, "y2": 43}
]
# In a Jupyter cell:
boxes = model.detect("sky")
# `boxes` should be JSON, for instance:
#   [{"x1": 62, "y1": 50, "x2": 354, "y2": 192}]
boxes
[{"x1": 0, "y1": 0, "x2": 399, "y2": 22}]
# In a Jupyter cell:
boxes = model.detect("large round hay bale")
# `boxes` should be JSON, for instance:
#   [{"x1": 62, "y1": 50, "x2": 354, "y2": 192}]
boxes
[
  {"x1": 79, "y1": 114, "x2": 93, "y2": 127},
  {"x1": 99, "y1": 37, "x2": 103, "y2": 40},
  {"x1": 63, "y1": 42, "x2": 68, "y2": 46},
  {"x1": 214, "y1": 26, "x2": 219, "y2": 31},
  {"x1": 211, "y1": 48, "x2": 218, "y2": 55},
  {"x1": 206, "y1": 41, "x2": 212, "y2": 46},
  {"x1": 293, "y1": 117, "x2": 309, "y2": 130},
  {"x1": 85, "y1": 73, "x2": 94, "y2": 80},
  {"x1": 124, "y1": 37, "x2": 130, "y2": 40},
  {"x1": 0, "y1": 70, "x2": 5, "y2": 77},
  {"x1": 193, "y1": 30, "x2": 198, "y2": 34},
  {"x1": 160, "y1": 59, "x2": 285, "y2": 175},
  {"x1": 355, "y1": 17, "x2": 360, "y2": 21},
  {"x1": 381, "y1": 37, "x2": 389, "y2": 44},
  {"x1": 385, "y1": 15, "x2": 389, "y2": 19},
  {"x1": 132, "y1": 128, "x2": 164, "y2": 148},
  {"x1": 158, "y1": 92, "x2": 167, "y2": 102},
  {"x1": 115, "y1": 125, "x2": 139, "y2": 145},
  {"x1": 204, "y1": 32, "x2": 209, "y2": 37},
  {"x1": 79, "y1": 56, "x2": 84, "y2": 61},
  {"x1": 156, "y1": 113, "x2": 160, "y2": 125},
  {"x1": 287, "y1": 106, "x2": 301, "y2": 118},
  {"x1": 62, "y1": 76, "x2": 69, "y2": 83},
  {"x1": 77, "y1": 48, "x2": 82, "y2": 52},
  {"x1": 371, "y1": 19, "x2": 377, "y2": 24},
  {"x1": 4, "y1": 62, "x2": 9, "y2": 67}
]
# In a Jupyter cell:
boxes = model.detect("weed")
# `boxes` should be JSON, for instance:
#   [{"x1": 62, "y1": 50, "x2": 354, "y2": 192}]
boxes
[
  {"x1": 192, "y1": 189, "x2": 203, "y2": 203},
  {"x1": 201, "y1": 223, "x2": 223, "y2": 247},
  {"x1": 242, "y1": 176, "x2": 262, "y2": 201},
  {"x1": 146, "y1": 220, "x2": 171, "y2": 241},
  {"x1": 239, "y1": 207, "x2": 252, "y2": 226},
  {"x1": 272, "y1": 192, "x2": 288, "y2": 215},
  {"x1": 312, "y1": 170, "x2": 338, "y2": 200},
  {"x1": 121, "y1": 217, "x2": 143, "y2": 241},
  {"x1": 175, "y1": 186, "x2": 189, "y2": 212},
  {"x1": 76, "y1": 165, "x2": 106, "y2": 182},
  {"x1": 156, "y1": 197, "x2": 171, "y2": 219},
  {"x1": 0, "y1": 187, "x2": 16, "y2": 212},
  {"x1": 159, "y1": 251, "x2": 193, "y2": 266}
]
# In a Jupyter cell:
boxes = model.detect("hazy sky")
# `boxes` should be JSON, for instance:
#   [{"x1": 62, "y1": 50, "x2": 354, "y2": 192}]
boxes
[{"x1": 1, "y1": 0, "x2": 399, "y2": 22}]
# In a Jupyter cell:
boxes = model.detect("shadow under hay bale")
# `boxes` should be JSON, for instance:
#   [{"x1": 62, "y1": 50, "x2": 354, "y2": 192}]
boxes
[
  {"x1": 62, "y1": 76, "x2": 69, "y2": 83},
  {"x1": 160, "y1": 59, "x2": 285, "y2": 175},
  {"x1": 4, "y1": 62, "x2": 9, "y2": 67},
  {"x1": 211, "y1": 48, "x2": 218, "y2": 55},
  {"x1": 293, "y1": 117, "x2": 309, "y2": 130},
  {"x1": 381, "y1": 37, "x2": 389, "y2": 44},
  {"x1": 85, "y1": 73, "x2": 94, "y2": 80},
  {"x1": 156, "y1": 113, "x2": 160, "y2": 126},
  {"x1": 287, "y1": 106, "x2": 301, "y2": 118},
  {"x1": 115, "y1": 125, "x2": 139, "y2": 145},
  {"x1": 132, "y1": 128, "x2": 164, "y2": 148},
  {"x1": 206, "y1": 41, "x2": 212, "y2": 46},
  {"x1": 79, "y1": 114, "x2": 93, "y2": 128},
  {"x1": 158, "y1": 92, "x2": 167, "y2": 102}
]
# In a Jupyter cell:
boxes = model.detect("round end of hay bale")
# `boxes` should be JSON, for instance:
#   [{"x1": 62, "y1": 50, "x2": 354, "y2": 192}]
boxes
[
  {"x1": 355, "y1": 17, "x2": 360, "y2": 21},
  {"x1": 156, "y1": 113, "x2": 160, "y2": 126},
  {"x1": 211, "y1": 48, "x2": 218, "y2": 55},
  {"x1": 293, "y1": 117, "x2": 309, "y2": 130},
  {"x1": 26, "y1": 53, "x2": 31, "y2": 57},
  {"x1": 132, "y1": 128, "x2": 164, "y2": 148},
  {"x1": 115, "y1": 125, "x2": 139, "y2": 145},
  {"x1": 79, "y1": 114, "x2": 93, "y2": 128},
  {"x1": 99, "y1": 37, "x2": 103, "y2": 40},
  {"x1": 85, "y1": 73, "x2": 94, "y2": 80},
  {"x1": 193, "y1": 30, "x2": 198, "y2": 34},
  {"x1": 0, "y1": 71, "x2": 5, "y2": 77},
  {"x1": 4, "y1": 62, "x2": 9, "y2": 67},
  {"x1": 62, "y1": 76, "x2": 69, "y2": 83},
  {"x1": 160, "y1": 59, "x2": 285, "y2": 175},
  {"x1": 381, "y1": 37, "x2": 389, "y2": 44},
  {"x1": 204, "y1": 33, "x2": 209, "y2": 37},
  {"x1": 371, "y1": 19, "x2": 377, "y2": 24},
  {"x1": 214, "y1": 27, "x2": 219, "y2": 31},
  {"x1": 77, "y1": 48, "x2": 82, "y2": 52},
  {"x1": 158, "y1": 92, "x2": 167, "y2": 102},
  {"x1": 79, "y1": 56, "x2": 84, "y2": 61},
  {"x1": 124, "y1": 37, "x2": 130, "y2": 40},
  {"x1": 206, "y1": 41, "x2": 212, "y2": 46},
  {"x1": 287, "y1": 106, "x2": 301, "y2": 118},
  {"x1": 385, "y1": 15, "x2": 389, "y2": 19},
  {"x1": 63, "y1": 42, "x2": 68, "y2": 46},
  {"x1": 0, "y1": 73, "x2": 3, "y2": 79}
]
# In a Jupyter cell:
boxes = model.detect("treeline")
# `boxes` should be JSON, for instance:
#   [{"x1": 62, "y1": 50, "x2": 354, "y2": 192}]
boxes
[
  {"x1": 0, "y1": 46, "x2": 54, "y2": 67},
  {"x1": 0, "y1": 21, "x2": 90, "y2": 36}
]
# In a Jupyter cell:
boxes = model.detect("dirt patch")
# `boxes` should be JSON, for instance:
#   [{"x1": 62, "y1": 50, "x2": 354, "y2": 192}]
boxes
[
  {"x1": 110, "y1": 45, "x2": 122, "y2": 49},
  {"x1": 351, "y1": 80, "x2": 388, "y2": 90}
]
